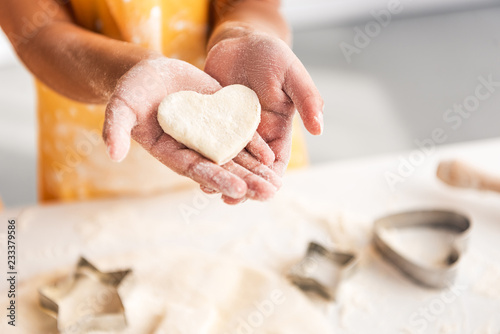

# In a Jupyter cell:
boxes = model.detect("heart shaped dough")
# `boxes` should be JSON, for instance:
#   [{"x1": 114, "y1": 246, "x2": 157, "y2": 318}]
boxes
[{"x1": 157, "y1": 84, "x2": 261, "y2": 165}]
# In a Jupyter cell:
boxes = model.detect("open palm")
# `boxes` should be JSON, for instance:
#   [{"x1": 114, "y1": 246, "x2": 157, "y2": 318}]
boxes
[
  {"x1": 205, "y1": 33, "x2": 324, "y2": 202},
  {"x1": 103, "y1": 57, "x2": 279, "y2": 201}
]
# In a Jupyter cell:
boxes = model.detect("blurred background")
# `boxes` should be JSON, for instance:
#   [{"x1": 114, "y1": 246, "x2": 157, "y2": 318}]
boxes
[{"x1": 1, "y1": 0, "x2": 499, "y2": 206}]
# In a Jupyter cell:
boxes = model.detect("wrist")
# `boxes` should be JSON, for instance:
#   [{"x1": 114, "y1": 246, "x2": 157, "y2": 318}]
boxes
[
  {"x1": 207, "y1": 21, "x2": 256, "y2": 51},
  {"x1": 207, "y1": 20, "x2": 290, "y2": 52},
  {"x1": 208, "y1": 0, "x2": 291, "y2": 51}
]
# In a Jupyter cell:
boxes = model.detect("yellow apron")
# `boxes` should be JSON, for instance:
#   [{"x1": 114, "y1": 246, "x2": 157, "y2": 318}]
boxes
[{"x1": 37, "y1": 0, "x2": 308, "y2": 202}]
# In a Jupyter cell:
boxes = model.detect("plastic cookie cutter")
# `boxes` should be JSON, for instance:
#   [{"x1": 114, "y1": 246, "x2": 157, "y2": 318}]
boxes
[
  {"x1": 373, "y1": 210, "x2": 471, "y2": 289},
  {"x1": 39, "y1": 257, "x2": 131, "y2": 333},
  {"x1": 288, "y1": 242, "x2": 358, "y2": 301}
]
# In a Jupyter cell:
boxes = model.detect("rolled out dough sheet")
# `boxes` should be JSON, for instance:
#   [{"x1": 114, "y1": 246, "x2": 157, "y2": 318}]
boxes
[{"x1": 2, "y1": 249, "x2": 332, "y2": 334}]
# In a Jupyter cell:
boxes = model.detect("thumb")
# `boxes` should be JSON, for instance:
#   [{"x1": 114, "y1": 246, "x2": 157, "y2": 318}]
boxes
[
  {"x1": 284, "y1": 57, "x2": 324, "y2": 136},
  {"x1": 102, "y1": 97, "x2": 137, "y2": 162}
]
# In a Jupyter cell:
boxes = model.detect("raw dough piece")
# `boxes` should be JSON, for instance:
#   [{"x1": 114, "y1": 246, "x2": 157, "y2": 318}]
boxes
[{"x1": 157, "y1": 85, "x2": 261, "y2": 165}]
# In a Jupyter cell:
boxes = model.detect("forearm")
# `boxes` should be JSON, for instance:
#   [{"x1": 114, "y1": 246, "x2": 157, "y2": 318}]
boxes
[
  {"x1": 208, "y1": 0, "x2": 291, "y2": 50},
  {"x1": 24, "y1": 22, "x2": 158, "y2": 104},
  {"x1": 0, "y1": 0, "x2": 157, "y2": 104}
]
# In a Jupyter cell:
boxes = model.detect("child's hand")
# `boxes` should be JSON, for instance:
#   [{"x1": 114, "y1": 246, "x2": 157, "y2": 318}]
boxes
[
  {"x1": 205, "y1": 28, "x2": 324, "y2": 203},
  {"x1": 103, "y1": 56, "x2": 280, "y2": 202}
]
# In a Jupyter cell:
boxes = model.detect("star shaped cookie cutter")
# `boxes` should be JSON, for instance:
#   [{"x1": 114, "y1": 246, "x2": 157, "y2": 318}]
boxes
[
  {"x1": 288, "y1": 242, "x2": 358, "y2": 301},
  {"x1": 373, "y1": 210, "x2": 471, "y2": 289},
  {"x1": 39, "y1": 257, "x2": 131, "y2": 333}
]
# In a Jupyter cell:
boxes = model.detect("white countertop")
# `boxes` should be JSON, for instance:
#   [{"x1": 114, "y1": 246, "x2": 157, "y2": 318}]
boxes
[{"x1": 1, "y1": 138, "x2": 499, "y2": 333}]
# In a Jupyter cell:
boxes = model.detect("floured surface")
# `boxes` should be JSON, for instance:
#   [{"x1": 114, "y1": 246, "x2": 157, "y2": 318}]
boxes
[
  {"x1": 5, "y1": 250, "x2": 331, "y2": 334},
  {"x1": 157, "y1": 85, "x2": 261, "y2": 164},
  {"x1": 1, "y1": 139, "x2": 499, "y2": 333}
]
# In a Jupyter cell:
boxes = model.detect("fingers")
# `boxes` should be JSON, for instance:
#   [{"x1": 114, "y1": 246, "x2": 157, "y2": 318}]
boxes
[
  {"x1": 200, "y1": 151, "x2": 282, "y2": 203},
  {"x1": 222, "y1": 161, "x2": 277, "y2": 201},
  {"x1": 190, "y1": 163, "x2": 247, "y2": 199},
  {"x1": 221, "y1": 195, "x2": 247, "y2": 205},
  {"x1": 267, "y1": 136, "x2": 292, "y2": 177},
  {"x1": 103, "y1": 97, "x2": 138, "y2": 162},
  {"x1": 184, "y1": 158, "x2": 247, "y2": 199},
  {"x1": 146, "y1": 127, "x2": 276, "y2": 202},
  {"x1": 150, "y1": 133, "x2": 247, "y2": 199},
  {"x1": 245, "y1": 132, "x2": 275, "y2": 166},
  {"x1": 255, "y1": 111, "x2": 294, "y2": 177},
  {"x1": 283, "y1": 57, "x2": 324, "y2": 136},
  {"x1": 233, "y1": 151, "x2": 282, "y2": 190},
  {"x1": 265, "y1": 124, "x2": 292, "y2": 177},
  {"x1": 219, "y1": 150, "x2": 283, "y2": 205},
  {"x1": 200, "y1": 185, "x2": 218, "y2": 194}
]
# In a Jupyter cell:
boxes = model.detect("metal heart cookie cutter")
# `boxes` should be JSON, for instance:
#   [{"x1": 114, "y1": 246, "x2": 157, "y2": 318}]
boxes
[
  {"x1": 373, "y1": 210, "x2": 471, "y2": 289},
  {"x1": 288, "y1": 242, "x2": 358, "y2": 301}
]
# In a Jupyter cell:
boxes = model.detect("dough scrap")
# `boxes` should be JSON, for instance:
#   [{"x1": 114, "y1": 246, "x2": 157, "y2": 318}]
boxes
[{"x1": 157, "y1": 85, "x2": 261, "y2": 165}]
